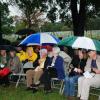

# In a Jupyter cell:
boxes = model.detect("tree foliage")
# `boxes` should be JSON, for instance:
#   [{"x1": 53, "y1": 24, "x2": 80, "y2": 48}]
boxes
[
  {"x1": 0, "y1": 1, "x2": 14, "y2": 44},
  {"x1": 8, "y1": 0, "x2": 100, "y2": 36}
]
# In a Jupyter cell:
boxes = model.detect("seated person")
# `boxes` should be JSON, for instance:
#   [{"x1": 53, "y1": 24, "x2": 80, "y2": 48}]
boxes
[
  {"x1": 64, "y1": 49, "x2": 87, "y2": 100},
  {"x1": 8, "y1": 49, "x2": 22, "y2": 81},
  {"x1": 16, "y1": 46, "x2": 27, "y2": 62},
  {"x1": 23, "y1": 47, "x2": 37, "y2": 73},
  {"x1": 26, "y1": 49, "x2": 49, "y2": 90},
  {"x1": 0, "y1": 49, "x2": 10, "y2": 86},
  {"x1": 8, "y1": 49, "x2": 22, "y2": 74},
  {"x1": 78, "y1": 50, "x2": 100, "y2": 100},
  {"x1": 42, "y1": 47, "x2": 65, "y2": 93},
  {"x1": 0, "y1": 49, "x2": 9, "y2": 66},
  {"x1": 58, "y1": 46, "x2": 72, "y2": 74}
]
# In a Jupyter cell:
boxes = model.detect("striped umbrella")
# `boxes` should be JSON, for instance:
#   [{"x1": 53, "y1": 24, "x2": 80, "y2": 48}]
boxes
[
  {"x1": 19, "y1": 33, "x2": 60, "y2": 46},
  {"x1": 58, "y1": 36, "x2": 100, "y2": 51}
]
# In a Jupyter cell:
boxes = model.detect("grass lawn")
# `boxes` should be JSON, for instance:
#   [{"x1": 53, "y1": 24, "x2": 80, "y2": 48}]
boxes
[{"x1": 0, "y1": 84, "x2": 99, "y2": 100}]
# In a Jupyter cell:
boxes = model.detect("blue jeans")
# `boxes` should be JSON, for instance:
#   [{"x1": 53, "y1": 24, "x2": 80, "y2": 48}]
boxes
[{"x1": 64, "y1": 75, "x2": 80, "y2": 96}]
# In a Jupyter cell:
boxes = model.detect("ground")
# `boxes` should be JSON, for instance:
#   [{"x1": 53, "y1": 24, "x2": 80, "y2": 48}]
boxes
[{"x1": 0, "y1": 84, "x2": 99, "y2": 100}]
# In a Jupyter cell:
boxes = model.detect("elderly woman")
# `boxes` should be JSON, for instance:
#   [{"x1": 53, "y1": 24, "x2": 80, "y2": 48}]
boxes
[
  {"x1": 26, "y1": 49, "x2": 48, "y2": 90},
  {"x1": 64, "y1": 49, "x2": 87, "y2": 100},
  {"x1": 42, "y1": 47, "x2": 65, "y2": 93}
]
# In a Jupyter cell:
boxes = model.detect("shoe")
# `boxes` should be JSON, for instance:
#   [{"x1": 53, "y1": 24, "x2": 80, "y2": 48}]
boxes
[
  {"x1": 44, "y1": 90, "x2": 52, "y2": 94},
  {"x1": 33, "y1": 88, "x2": 38, "y2": 93},
  {"x1": 26, "y1": 87, "x2": 33, "y2": 91},
  {"x1": 31, "y1": 83, "x2": 40, "y2": 87}
]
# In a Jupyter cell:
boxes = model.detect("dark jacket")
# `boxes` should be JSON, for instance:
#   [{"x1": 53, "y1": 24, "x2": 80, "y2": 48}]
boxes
[
  {"x1": 69, "y1": 55, "x2": 87, "y2": 77},
  {"x1": 53, "y1": 56, "x2": 65, "y2": 79}
]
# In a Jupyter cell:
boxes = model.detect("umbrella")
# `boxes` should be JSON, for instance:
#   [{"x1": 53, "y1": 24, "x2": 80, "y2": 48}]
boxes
[
  {"x1": 15, "y1": 28, "x2": 36, "y2": 35},
  {"x1": 0, "y1": 45, "x2": 18, "y2": 52},
  {"x1": 19, "y1": 33, "x2": 60, "y2": 46},
  {"x1": 58, "y1": 36, "x2": 100, "y2": 51}
]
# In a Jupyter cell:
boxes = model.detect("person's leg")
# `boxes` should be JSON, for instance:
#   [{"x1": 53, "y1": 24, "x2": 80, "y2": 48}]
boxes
[
  {"x1": 26, "y1": 70, "x2": 34, "y2": 87},
  {"x1": 64, "y1": 76, "x2": 70, "y2": 96},
  {"x1": 42, "y1": 69, "x2": 51, "y2": 91},
  {"x1": 2, "y1": 75, "x2": 10, "y2": 86},
  {"x1": 69, "y1": 75, "x2": 79, "y2": 96},
  {"x1": 80, "y1": 75, "x2": 100, "y2": 100},
  {"x1": 33, "y1": 68, "x2": 43, "y2": 84},
  {"x1": 77, "y1": 76, "x2": 85, "y2": 98}
]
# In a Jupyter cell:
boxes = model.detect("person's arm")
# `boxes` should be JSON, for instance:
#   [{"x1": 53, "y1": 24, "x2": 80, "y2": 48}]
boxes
[{"x1": 84, "y1": 58, "x2": 92, "y2": 72}]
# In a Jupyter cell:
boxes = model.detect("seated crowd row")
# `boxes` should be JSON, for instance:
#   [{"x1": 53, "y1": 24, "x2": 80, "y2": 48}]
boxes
[{"x1": 0, "y1": 46, "x2": 100, "y2": 100}]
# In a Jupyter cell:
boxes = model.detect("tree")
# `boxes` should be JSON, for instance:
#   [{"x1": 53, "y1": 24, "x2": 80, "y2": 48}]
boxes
[
  {"x1": 45, "y1": 0, "x2": 100, "y2": 36},
  {"x1": 9, "y1": 0, "x2": 100, "y2": 36},
  {"x1": 41, "y1": 22, "x2": 71, "y2": 32},
  {"x1": 0, "y1": 1, "x2": 14, "y2": 44},
  {"x1": 9, "y1": 0, "x2": 47, "y2": 29}
]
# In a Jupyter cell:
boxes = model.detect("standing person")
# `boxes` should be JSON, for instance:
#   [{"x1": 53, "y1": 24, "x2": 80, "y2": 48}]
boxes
[
  {"x1": 64, "y1": 49, "x2": 87, "y2": 100},
  {"x1": 78, "y1": 50, "x2": 100, "y2": 100}
]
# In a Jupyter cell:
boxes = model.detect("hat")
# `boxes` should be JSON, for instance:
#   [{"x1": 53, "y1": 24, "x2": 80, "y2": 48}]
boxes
[{"x1": 52, "y1": 47, "x2": 60, "y2": 54}]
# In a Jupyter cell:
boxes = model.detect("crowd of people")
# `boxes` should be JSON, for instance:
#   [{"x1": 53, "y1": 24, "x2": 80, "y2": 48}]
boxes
[{"x1": 0, "y1": 45, "x2": 100, "y2": 100}]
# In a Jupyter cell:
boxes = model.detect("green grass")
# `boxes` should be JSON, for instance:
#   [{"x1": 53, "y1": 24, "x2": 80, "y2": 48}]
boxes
[
  {"x1": 0, "y1": 84, "x2": 65, "y2": 100},
  {"x1": 0, "y1": 84, "x2": 99, "y2": 100}
]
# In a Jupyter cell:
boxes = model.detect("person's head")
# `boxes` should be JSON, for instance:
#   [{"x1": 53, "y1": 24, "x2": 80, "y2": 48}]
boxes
[
  {"x1": 34, "y1": 46, "x2": 40, "y2": 53},
  {"x1": 40, "y1": 49, "x2": 48, "y2": 58},
  {"x1": 52, "y1": 47, "x2": 60, "y2": 56},
  {"x1": 74, "y1": 49, "x2": 79, "y2": 56},
  {"x1": 26, "y1": 47, "x2": 34, "y2": 57},
  {"x1": 88, "y1": 50, "x2": 97, "y2": 59},
  {"x1": 0, "y1": 50, "x2": 6, "y2": 56},
  {"x1": 16, "y1": 46, "x2": 22, "y2": 51},
  {"x1": 78, "y1": 49, "x2": 87, "y2": 59},
  {"x1": 48, "y1": 51, "x2": 53, "y2": 58},
  {"x1": 9, "y1": 50, "x2": 16, "y2": 57}
]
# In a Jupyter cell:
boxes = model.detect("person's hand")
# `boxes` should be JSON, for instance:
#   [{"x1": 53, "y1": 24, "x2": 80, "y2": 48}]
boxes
[
  {"x1": 74, "y1": 68, "x2": 78, "y2": 72},
  {"x1": 77, "y1": 68, "x2": 82, "y2": 73},
  {"x1": 92, "y1": 68, "x2": 100, "y2": 74}
]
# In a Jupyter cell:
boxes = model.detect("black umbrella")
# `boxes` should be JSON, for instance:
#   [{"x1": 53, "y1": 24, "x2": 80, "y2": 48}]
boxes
[
  {"x1": 0, "y1": 39, "x2": 11, "y2": 45},
  {"x1": 0, "y1": 45, "x2": 17, "y2": 52},
  {"x1": 15, "y1": 28, "x2": 36, "y2": 35}
]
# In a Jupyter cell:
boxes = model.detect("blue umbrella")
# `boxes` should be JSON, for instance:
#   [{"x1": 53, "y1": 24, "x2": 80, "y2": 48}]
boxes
[{"x1": 19, "y1": 33, "x2": 60, "y2": 46}]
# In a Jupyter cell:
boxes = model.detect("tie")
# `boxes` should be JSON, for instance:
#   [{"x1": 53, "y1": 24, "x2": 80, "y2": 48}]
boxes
[{"x1": 91, "y1": 60, "x2": 97, "y2": 68}]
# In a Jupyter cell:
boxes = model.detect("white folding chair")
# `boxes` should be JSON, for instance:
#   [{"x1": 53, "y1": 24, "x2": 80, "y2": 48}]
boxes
[
  {"x1": 51, "y1": 61, "x2": 71, "y2": 95},
  {"x1": 11, "y1": 65, "x2": 26, "y2": 88},
  {"x1": 51, "y1": 78, "x2": 64, "y2": 94}
]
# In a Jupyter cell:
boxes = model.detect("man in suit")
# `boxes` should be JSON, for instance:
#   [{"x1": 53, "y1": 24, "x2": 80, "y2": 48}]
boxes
[{"x1": 77, "y1": 50, "x2": 100, "y2": 100}]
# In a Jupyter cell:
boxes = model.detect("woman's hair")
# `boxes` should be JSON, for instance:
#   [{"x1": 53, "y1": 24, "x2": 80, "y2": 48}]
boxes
[{"x1": 81, "y1": 50, "x2": 88, "y2": 59}]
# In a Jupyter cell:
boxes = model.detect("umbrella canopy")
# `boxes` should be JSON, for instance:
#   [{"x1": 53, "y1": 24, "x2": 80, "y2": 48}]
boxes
[
  {"x1": 15, "y1": 29, "x2": 35, "y2": 35},
  {"x1": 19, "y1": 33, "x2": 60, "y2": 46},
  {"x1": 0, "y1": 45, "x2": 17, "y2": 51},
  {"x1": 58, "y1": 36, "x2": 100, "y2": 51}
]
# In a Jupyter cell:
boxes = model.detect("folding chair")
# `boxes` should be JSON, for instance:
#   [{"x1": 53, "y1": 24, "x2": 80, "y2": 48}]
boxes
[
  {"x1": 51, "y1": 61, "x2": 71, "y2": 95},
  {"x1": 11, "y1": 65, "x2": 26, "y2": 88},
  {"x1": 51, "y1": 78, "x2": 64, "y2": 94}
]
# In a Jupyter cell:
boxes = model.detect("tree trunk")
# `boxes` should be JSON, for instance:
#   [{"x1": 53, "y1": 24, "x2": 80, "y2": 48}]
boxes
[
  {"x1": 25, "y1": 11, "x2": 32, "y2": 28},
  {"x1": 0, "y1": 32, "x2": 2, "y2": 45},
  {"x1": 0, "y1": 18, "x2": 3, "y2": 44},
  {"x1": 70, "y1": 0, "x2": 86, "y2": 36}
]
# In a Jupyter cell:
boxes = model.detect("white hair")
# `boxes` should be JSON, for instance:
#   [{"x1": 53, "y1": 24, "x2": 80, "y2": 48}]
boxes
[
  {"x1": 40, "y1": 49, "x2": 47, "y2": 54},
  {"x1": 52, "y1": 47, "x2": 60, "y2": 54}
]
